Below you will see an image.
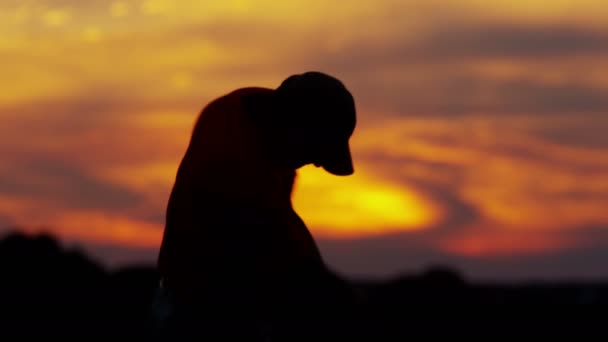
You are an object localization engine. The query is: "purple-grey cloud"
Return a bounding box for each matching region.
[0,156,144,212]
[530,118,608,149]
[0,216,14,230]
[317,224,608,282]
[315,23,608,70]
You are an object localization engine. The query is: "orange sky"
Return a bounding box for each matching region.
[1,0,607,279]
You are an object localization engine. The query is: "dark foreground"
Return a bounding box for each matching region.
[1,232,606,339]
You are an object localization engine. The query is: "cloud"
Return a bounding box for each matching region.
[314,22,608,70]
[0,94,195,171]
[209,21,608,116]
[413,182,480,233]
[529,117,608,149]
[317,224,608,281]
[0,156,143,212]
[352,116,608,231]
[1,0,607,280]
[1,95,137,132]
[298,22,608,116]
[8,3,608,118]
[339,72,608,117]
[413,24,608,61]
[50,221,608,282]
[486,80,608,114]
[0,216,14,230]
[317,232,452,279]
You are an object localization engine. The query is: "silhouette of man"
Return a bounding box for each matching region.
[152,71,359,340]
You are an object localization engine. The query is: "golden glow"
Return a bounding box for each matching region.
[14,6,31,24]
[141,0,174,15]
[110,2,129,18]
[42,9,71,27]
[100,162,179,192]
[293,165,441,237]
[82,27,103,43]
[54,211,161,248]
[1,0,607,262]
[171,72,193,90]
[227,0,254,14]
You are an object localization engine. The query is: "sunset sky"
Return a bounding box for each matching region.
[1,0,607,281]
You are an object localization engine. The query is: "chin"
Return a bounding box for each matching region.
[285,156,315,170]
[285,160,306,170]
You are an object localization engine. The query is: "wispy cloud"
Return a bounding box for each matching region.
[1,0,607,279]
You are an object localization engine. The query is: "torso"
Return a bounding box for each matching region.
[157,87,325,290]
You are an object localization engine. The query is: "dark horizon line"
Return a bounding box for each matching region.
[3,227,608,287]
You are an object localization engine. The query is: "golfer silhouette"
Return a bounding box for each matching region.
[152,71,359,340]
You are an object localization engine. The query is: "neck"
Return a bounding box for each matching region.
[245,95,291,167]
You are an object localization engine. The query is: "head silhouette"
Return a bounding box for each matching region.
[260,71,357,176]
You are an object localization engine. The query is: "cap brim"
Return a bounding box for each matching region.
[321,141,354,176]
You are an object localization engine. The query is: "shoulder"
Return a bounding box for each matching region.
[189,87,268,136]
[211,87,274,106]
[195,87,273,122]
[230,86,274,97]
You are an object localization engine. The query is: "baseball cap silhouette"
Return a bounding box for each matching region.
[274,71,356,176]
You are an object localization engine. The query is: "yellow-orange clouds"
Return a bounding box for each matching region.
[1,0,607,266]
